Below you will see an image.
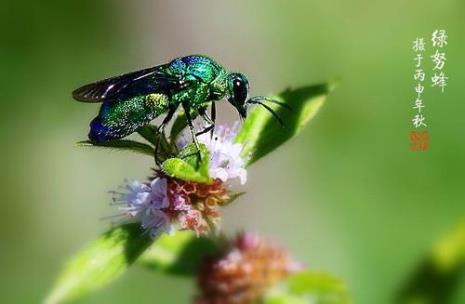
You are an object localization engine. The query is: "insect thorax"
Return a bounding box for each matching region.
[166,55,229,106]
[209,69,229,101]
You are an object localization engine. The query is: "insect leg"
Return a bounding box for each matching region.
[195,103,216,137]
[182,101,202,165]
[210,102,216,138]
[155,105,178,165]
[195,123,214,137]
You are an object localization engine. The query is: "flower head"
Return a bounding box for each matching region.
[178,122,248,184]
[112,175,233,238]
[196,233,301,304]
[110,123,249,238]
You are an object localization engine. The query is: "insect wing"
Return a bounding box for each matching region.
[72,65,175,102]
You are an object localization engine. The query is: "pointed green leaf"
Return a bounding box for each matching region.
[138,231,218,276]
[236,83,334,166]
[265,272,351,304]
[45,224,152,304]
[222,192,246,206]
[136,124,160,146]
[170,113,188,143]
[161,144,212,184]
[177,143,209,174]
[136,124,174,161]
[162,158,204,182]
[77,139,154,157]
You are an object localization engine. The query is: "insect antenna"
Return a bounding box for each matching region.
[248,100,285,127]
[248,96,292,110]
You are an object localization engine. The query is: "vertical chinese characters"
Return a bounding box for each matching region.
[431,29,448,92]
[409,30,448,151]
[412,38,427,129]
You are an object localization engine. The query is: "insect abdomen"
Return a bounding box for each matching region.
[89,93,169,142]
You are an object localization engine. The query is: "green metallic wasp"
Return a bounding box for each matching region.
[73,55,287,158]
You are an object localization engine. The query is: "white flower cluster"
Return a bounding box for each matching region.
[113,123,248,238]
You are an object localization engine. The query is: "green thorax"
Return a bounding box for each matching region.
[163,55,228,108]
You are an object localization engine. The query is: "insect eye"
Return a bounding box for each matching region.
[233,79,247,104]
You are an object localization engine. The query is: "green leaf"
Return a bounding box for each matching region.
[264,271,351,304]
[45,224,153,304]
[138,231,218,276]
[136,124,174,161]
[397,222,465,304]
[169,108,199,143]
[236,83,334,166]
[263,293,309,304]
[136,124,160,146]
[77,139,154,157]
[162,143,212,184]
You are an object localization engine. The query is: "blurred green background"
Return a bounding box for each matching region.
[1,0,464,303]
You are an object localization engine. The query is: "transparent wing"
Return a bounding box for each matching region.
[72,65,177,102]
